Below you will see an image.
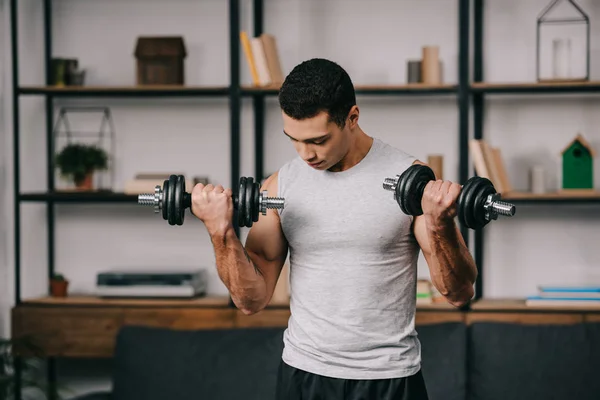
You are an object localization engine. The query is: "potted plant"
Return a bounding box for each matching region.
[49,273,69,297]
[55,143,108,190]
[0,335,48,400]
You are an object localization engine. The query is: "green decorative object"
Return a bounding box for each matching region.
[561,133,595,190]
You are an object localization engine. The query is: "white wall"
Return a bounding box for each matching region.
[2,0,600,397]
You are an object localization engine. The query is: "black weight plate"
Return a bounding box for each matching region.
[457,177,476,229]
[174,175,184,226]
[412,165,435,215]
[161,179,169,221]
[458,177,495,230]
[471,178,496,229]
[398,164,435,216]
[179,175,187,225]
[244,177,254,228]
[397,167,412,215]
[167,175,177,226]
[252,182,260,222]
[396,169,407,214]
[237,177,247,228]
[415,167,435,200]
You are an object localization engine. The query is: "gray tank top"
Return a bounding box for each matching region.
[277,137,421,380]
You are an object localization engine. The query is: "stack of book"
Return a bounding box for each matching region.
[239,31,285,87]
[526,285,600,307]
[417,279,433,305]
[124,173,197,194]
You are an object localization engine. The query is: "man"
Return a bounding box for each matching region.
[191,58,477,400]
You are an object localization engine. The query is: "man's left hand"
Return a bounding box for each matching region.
[421,180,462,226]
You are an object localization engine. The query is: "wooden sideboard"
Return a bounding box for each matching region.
[11,296,600,358]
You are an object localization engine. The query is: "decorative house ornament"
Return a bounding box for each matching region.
[560,133,595,191]
[135,36,187,85]
[536,0,590,82]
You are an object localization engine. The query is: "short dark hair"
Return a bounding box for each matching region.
[278,58,356,129]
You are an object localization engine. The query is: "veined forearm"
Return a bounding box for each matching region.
[210,226,267,313]
[426,217,477,303]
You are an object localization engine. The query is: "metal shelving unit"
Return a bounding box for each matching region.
[8,0,476,309]
[471,0,600,300]
[9,0,473,398]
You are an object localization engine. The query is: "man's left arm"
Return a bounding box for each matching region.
[411,161,478,307]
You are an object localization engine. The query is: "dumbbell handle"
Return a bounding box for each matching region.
[382,177,516,217]
[486,197,515,217]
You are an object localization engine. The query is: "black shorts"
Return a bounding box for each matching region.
[275,360,430,400]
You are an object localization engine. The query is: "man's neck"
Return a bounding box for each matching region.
[329,128,373,172]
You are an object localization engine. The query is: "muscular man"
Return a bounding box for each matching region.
[191,58,477,400]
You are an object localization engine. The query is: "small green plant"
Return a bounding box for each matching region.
[55,143,108,186]
[51,273,65,281]
[0,336,47,400]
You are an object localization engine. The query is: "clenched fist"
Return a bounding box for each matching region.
[191,183,234,236]
[421,179,462,225]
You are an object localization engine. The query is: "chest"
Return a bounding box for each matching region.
[280,175,415,253]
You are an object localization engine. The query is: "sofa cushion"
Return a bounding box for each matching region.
[468,321,600,400]
[111,325,285,400]
[417,322,468,400]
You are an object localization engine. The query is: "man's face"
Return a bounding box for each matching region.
[282,110,352,171]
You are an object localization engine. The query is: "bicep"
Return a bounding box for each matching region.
[244,172,288,291]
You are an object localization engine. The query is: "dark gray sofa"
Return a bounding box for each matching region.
[73,321,600,400]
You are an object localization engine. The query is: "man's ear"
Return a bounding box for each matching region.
[347,105,359,128]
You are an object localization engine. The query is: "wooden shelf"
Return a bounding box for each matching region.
[14,296,600,358]
[501,190,600,203]
[20,84,457,98]
[471,298,600,312]
[20,190,598,204]
[470,80,600,94]
[466,298,600,325]
[416,300,460,310]
[241,83,458,96]
[18,85,230,97]
[18,295,232,308]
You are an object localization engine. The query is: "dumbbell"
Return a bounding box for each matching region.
[137,175,285,227]
[382,164,515,230]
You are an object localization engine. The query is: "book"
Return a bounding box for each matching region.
[526,295,600,307]
[539,285,600,293]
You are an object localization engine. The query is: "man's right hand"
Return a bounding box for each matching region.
[191,183,234,237]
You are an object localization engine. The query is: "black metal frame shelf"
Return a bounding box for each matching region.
[9,1,473,302]
[18,85,231,97]
[471,0,600,303]
[19,192,139,203]
[241,84,459,97]
[471,81,600,94]
[19,82,600,97]
[14,0,569,397]
[10,0,597,328]
[505,198,600,204]
[501,192,600,204]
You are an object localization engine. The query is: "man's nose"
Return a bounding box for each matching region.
[298,144,316,161]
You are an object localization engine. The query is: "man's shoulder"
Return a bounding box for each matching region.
[373,137,417,164]
[277,156,306,177]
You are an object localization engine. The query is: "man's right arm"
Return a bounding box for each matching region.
[209,172,288,315]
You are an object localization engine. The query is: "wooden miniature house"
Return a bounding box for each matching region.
[134,36,187,85]
[560,133,595,190]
